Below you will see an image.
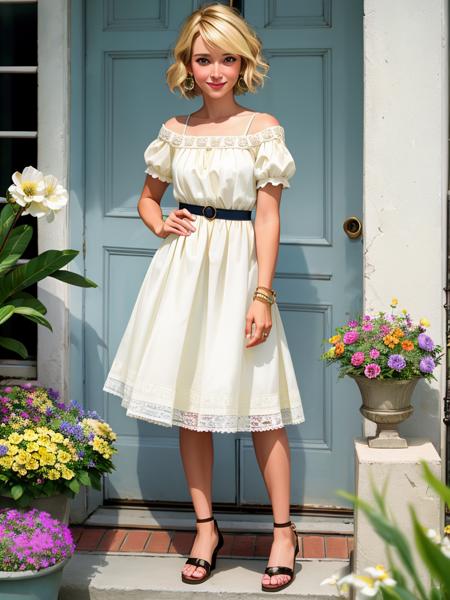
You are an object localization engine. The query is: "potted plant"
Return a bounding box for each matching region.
[321,460,450,598]
[320,298,444,448]
[0,382,118,522]
[0,165,97,360]
[0,506,75,600]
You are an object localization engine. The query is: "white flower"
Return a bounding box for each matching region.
[337,565,396,598]
[426,529,441,544]
[8,166,68,222]
[320,573,341,586]
[8,166,46,208]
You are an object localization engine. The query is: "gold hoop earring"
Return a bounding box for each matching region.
[237,74,248,91]
[183,73,195,91]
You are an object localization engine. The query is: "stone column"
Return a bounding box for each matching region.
[354,438,443,587]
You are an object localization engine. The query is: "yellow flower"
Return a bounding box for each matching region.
[60,466,75,480]
[8,432,23,444]
[401,308,408,314]
[57,450,72,464]
[420,318,430,327]
[328,334,341,344]
[18,468,27,476]
[51,432,64,443]
[444,524,450,535]
[23,429,38,441]
[391,297,398,306]
[25,458,39,470]
[0,456,13,468]
[26,442,40,452]
[47,469,60,480]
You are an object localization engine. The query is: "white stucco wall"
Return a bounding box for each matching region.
[363,0,448,460]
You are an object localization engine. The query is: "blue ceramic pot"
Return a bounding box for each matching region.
[0,555,71,600]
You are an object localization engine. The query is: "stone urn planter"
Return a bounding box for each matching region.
[0,556,71,600]
[0,492,71,524]
[350,375,421,448]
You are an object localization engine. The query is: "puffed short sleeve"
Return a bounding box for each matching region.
[144,136,172,183]
[254,135,296,190]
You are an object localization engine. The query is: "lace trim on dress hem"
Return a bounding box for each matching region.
[158,124,286,149]
[103,377,305,433]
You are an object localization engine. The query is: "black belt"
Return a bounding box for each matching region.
[178,201,252,221]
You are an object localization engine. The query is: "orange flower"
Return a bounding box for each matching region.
[334,342,345,356]
[383,334,399,349]
[401,340,414,351]
[392,327,404,338]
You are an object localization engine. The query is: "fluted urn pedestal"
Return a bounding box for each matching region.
[350,375,420,448]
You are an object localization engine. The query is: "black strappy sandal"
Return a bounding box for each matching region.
[181,515,224,585]
[261,520,299,592]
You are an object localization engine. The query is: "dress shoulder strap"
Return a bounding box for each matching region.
[182,114,191,135]
[243,112,258,135]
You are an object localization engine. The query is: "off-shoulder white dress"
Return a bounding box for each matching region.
[103,113,305,432]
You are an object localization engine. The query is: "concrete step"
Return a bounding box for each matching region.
[60,552,349,599]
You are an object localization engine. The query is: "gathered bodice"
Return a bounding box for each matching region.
[143,116,296,211]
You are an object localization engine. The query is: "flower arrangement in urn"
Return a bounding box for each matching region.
[320,298,444,448]
[0,507,75,600]
[0,382,118,511]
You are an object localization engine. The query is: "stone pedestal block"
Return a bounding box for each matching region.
[354,437,442,588]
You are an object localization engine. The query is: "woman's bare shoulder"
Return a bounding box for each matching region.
[162,116,189,134]
[249,113,281,135]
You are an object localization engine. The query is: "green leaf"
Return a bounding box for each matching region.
[13,306,53,331]
[420,459,450,510]
[410,505,450,592]
[50,269,98,288]
[68,478,80,494]
[0,304,16,325]
[8,292,47,314]
[0,224,33,274]
[0,204,22,248]
[380,585,418,600]
[78,470,91,486]
[0,248,79,304]
[11,484,24,500]
[0,336,28,358]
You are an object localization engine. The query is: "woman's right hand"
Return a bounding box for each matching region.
[156,208,197,238]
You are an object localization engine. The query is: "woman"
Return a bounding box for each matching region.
[103,2,305,592]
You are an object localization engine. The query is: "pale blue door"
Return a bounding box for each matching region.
[80,0,363,510]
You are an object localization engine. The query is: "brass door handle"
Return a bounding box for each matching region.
[343,216,362,239]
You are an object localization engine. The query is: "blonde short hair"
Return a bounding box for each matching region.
[166,2,269,99]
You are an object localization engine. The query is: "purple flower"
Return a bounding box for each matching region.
[362,323,374,332]
[351,352,365,366]
[364,363,381,379]
[380,324,391,335]
[347,320,359,328]
[417,333,435,352]
[388,354,406,371]
[47,387,60,401]
[0,444,8,457]
[343,330,359,344]
[369,348,380,359]
[363,315,372,321]
[419,356,435,373]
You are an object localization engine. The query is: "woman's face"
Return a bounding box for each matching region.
[188,35,242,98]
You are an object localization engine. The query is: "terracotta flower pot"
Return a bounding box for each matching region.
[349,375,421,448]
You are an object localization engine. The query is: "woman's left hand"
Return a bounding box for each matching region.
[245,300,272,348]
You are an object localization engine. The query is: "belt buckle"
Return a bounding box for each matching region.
[202,205,217,220]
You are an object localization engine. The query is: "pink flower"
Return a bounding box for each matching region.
[351,352,365,366]
[364,363,381,379]
[362,323,373,332]
[347,320,359,328]
[369,348,380,359]
[343,330,359,344]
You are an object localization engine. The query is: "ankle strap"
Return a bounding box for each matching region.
[273,520,292,527]
[196,515,214,523]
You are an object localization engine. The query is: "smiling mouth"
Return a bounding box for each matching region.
[207,82,225,87]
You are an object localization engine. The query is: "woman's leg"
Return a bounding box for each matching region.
[251,427,298,588]
[179,427,219,579]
